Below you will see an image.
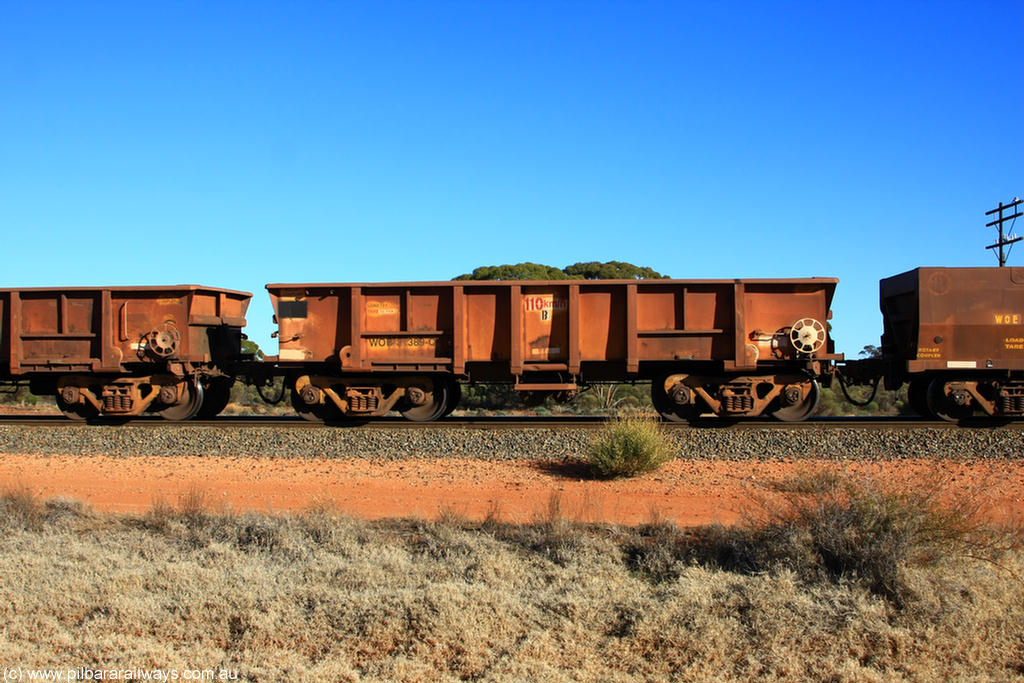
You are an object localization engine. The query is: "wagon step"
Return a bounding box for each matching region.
[513,382,579,392]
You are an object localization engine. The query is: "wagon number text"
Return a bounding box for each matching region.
[367,337,437,348]
[524,296,567,322]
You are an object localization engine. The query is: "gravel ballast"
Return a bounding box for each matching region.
[0,424,1022,460]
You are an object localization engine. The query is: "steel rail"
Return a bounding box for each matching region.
[0,414,1018,430]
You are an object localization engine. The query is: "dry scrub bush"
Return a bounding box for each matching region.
[0,485,91,532]
[177,484,213,527]
[0,483,43,530]
[741,469,1020,604]
[622,469,1022,607]
[585,414,674,479]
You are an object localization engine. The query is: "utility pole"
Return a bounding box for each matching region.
[985,198,1023,266]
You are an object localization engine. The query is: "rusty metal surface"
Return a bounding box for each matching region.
[0,285,251,376]
[267,278,839,382]
[881,267,1024,373]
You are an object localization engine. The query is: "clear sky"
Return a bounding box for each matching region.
[2,1,1021,356]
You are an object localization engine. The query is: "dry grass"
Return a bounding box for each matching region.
[0,475,1021,682]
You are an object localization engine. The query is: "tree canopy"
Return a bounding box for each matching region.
[242,339,264,361]
[563,261,666,280]
[859,345,882,358]
[454,261,667,281]
[454,263,568,281]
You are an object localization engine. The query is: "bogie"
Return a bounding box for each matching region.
[289,374,456,422]
[651,373,820,422]
[50,375,210,421]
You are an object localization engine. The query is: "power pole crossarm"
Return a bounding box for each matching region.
[985,198,1023,267]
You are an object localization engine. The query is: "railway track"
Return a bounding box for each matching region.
[1,412,1021,463]
[0,413,1018,430]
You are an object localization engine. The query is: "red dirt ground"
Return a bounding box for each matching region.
[2,454,1023,526]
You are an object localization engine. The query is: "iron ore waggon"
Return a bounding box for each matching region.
[0,285,251,420]
[267,277,840,422]
[850,266,1024,422]
[7,269,1021,425]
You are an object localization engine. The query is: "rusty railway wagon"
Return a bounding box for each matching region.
[845,267,1024,422]
[267,278,840,422]
[0,286,251,420]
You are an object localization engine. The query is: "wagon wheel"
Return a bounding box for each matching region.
[289,383,346,423]
[926,378,973,424]
[770,380,820,422]
[196,377,234,419]
[399,377,450,422]
[650,376,702,423]
[159,380,205,421]
[55,393,99,422]
[907,378,933,419]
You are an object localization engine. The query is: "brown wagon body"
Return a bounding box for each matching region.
[0,286,251,420]
[267,278,839,421]
[875,266,1024,420]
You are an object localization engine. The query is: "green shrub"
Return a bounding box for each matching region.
[585,414,675,479]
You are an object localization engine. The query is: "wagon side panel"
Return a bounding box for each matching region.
[519,285,569,364]
[359,285,453,368]
[184,289,251,365]
[742,282,835,367]
[8,289,106,374]
[464,285,509,363]
[271,285,350,364]
[0,292,9,377]
[634,281,737,366]
[4,287,251,376]
[111,290,192,365]
[912,267,1024,371]
[578,285,625,361]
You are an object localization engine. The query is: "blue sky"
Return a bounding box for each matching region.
[1,1,1021,355]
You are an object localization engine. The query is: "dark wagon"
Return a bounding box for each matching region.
[869,267,1024,421]
[267,278,840,422]
[0,285,251,420]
